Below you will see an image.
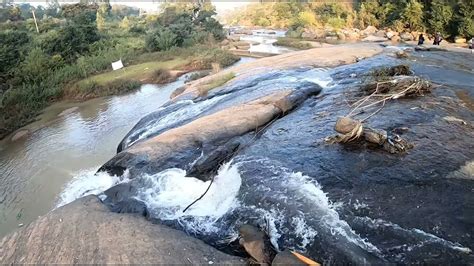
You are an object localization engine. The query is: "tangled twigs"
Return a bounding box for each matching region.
[324,65,435,154]
[349,77,433,120]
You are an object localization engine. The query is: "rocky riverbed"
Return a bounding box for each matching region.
[1,43,473,264]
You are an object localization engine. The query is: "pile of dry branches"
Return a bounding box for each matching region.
[325,65,433,154]
[325,117,413,154]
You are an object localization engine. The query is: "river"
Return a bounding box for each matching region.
[1,43,473,264]
[0,32,264,238]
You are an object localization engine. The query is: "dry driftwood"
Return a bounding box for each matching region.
[327,116,412,154]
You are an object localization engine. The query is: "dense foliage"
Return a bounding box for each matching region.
[227,0,474,38]
[0,1,228,139]
[145,3,224,52]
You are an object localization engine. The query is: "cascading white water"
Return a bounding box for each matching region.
[56,167,127,208]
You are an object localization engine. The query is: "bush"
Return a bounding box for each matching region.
[185,71,210,83]
[294,10,319,28]
[151,69,175,84]
[146,27,178,51]
[0,30,30,76]
[401,0,425,31]
[72,79,140,99]
[454,1,474,38]
[427,0,454,35]
[327,17,346,29]
[315,3,352,28]
[274,37,312,50]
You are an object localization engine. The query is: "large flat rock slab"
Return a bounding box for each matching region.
[174,43,383,100]
[0,196,244,264]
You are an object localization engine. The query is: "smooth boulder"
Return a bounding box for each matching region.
[0,196,244,264]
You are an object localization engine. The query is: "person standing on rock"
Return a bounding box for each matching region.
[433,32,442,45]
[418,34,425,45]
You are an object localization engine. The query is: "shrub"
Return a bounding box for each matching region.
[0,30,30,75]
[274,37,312,50]
[151,69,175,84]
[72,79,140,99]
[427,0,454,35]
[401,0,425,31]
[294,10,319,28]
[185,71,210,83]
[146,27,178,51]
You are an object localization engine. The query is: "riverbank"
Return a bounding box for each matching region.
[0,45,239,139]
[0,46,239,141]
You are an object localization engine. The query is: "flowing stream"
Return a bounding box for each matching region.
[0,47,473,264]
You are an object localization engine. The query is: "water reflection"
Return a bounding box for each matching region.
[0,77,187,238]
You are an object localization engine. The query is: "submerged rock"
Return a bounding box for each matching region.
[239,224,275,264]
[0,196,244,264]
[272,250,307,265]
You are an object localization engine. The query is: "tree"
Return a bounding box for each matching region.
[401,0,425,31]
[357,1,380,28]
[145,27,178,51]
[295,10,319,28]
[454,0,474,38]
[427,0,453,35]
[0,30,29,90]
[48,4,100,62]
[8,6,21,21]
[96,3,110,31]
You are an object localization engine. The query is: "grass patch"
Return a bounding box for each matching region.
[75,58,187,87]
[274,37,312,50]
[199,72,236,95]
[68,79,141,99]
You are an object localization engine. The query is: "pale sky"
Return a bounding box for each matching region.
[13,1,252,13]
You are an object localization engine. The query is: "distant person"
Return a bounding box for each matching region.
[469,37,473,49]
[433,33,443,45]
[418,34,425,45]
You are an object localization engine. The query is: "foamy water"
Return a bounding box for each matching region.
[56,168,127,208]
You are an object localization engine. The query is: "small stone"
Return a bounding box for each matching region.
[208,261,214,265]
[335,117,360,134]
[11,129,29,142]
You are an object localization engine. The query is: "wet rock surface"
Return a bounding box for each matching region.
[3,47,472,264]
[98,49,474,264]
[0,196,244,264]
